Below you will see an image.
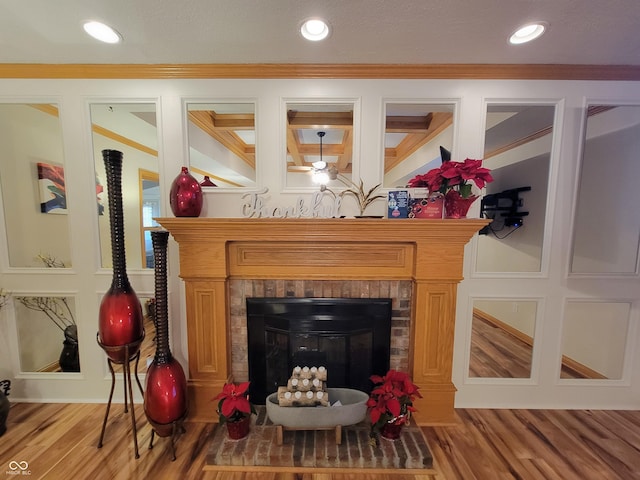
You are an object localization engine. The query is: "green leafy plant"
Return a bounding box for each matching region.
[321,167,386,216]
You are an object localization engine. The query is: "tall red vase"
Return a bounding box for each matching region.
[169,166,203,217]
[98,150,144,363]
[144,230,188,437]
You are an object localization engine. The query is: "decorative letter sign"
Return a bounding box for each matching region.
[242,188,341,218]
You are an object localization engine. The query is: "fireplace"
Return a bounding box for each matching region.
[246,297,392,403]
[157,217,487,424]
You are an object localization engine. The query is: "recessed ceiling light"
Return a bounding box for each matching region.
[300,18,330,41]
[83,21,122,44]
[509,23,546,45]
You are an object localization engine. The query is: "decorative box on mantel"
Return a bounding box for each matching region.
[157,218,488,425]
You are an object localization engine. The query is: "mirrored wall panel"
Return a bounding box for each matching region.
[476,104,555,273]
[383,102,455,188]
[285,102,354,189]
[186,102,256,188]
[91,103,159,270]
[469,299,537,378]
[571,105,640,275]
[561,301,630,380]
[0,104,71,267]
[15,294,79,373]
[140,170,160,269]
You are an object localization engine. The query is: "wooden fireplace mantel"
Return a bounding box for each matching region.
[157,217,487,424]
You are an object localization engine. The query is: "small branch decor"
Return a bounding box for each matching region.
[16,254,75,333]
[321,167,385,217]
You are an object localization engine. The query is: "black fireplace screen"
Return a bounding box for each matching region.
[247,297,392,404]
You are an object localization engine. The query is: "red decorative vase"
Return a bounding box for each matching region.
[444,190,478,219]
[144,230,188,437]
[226,415,251,440]
[98,150,144,363]
[169,167,203,217]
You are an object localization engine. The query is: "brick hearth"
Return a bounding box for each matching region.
[228,279,413,382]
[205,407,434,471]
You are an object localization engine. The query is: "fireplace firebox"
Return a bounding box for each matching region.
[247,297,392,404]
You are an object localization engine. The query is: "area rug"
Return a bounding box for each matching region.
[206,407,433,470]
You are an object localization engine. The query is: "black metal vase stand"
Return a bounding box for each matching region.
[147,411,188,461]
[96,334,145,458]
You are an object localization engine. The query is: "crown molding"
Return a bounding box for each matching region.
[0,63,639,80]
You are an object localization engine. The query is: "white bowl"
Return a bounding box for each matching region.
[265,387,368,428]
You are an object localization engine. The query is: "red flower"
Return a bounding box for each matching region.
[367,369,422,434]
[214,381,254,423]
[458,158,493,189]
[408,158,493,199]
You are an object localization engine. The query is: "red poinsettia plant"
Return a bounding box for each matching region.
[214,381,256,424]
[366,369,422,435]
[408,158,493,200]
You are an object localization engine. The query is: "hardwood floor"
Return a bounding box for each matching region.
[2,402,639,479]
[469,315,534,378]
[469,315,587,379]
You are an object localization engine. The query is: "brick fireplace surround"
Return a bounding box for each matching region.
[158,218,486,425]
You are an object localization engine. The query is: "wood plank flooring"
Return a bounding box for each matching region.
[469,315,586,379]
[2,402,638,479]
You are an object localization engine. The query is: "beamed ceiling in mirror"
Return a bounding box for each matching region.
[286,108,354,174]
[188,109,256,169]
[385,111,453,173]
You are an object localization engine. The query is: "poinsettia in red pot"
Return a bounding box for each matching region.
[214,381,256,440]
[408,157,493,219]
[367,369,422,442]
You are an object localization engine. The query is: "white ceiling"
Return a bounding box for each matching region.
[1,0,639,65]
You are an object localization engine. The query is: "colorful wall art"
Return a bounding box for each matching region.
[37,162,67,214]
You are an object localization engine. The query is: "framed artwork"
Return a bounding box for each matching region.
[37,162,67,214]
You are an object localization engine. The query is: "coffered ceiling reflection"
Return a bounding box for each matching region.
[285,102,354,188]
[383,102,455,188]
[186,103,257,188]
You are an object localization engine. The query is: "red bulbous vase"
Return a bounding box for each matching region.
[144,359,188,436]
[144,230,188,438]
[98,150,144,363]
[169,167,203,217]
[99,288,144,363]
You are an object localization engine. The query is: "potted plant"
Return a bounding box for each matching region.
[214,381,256,440]
[366,369,422,442]
[408,158,493,218]
[321,167,386,217]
